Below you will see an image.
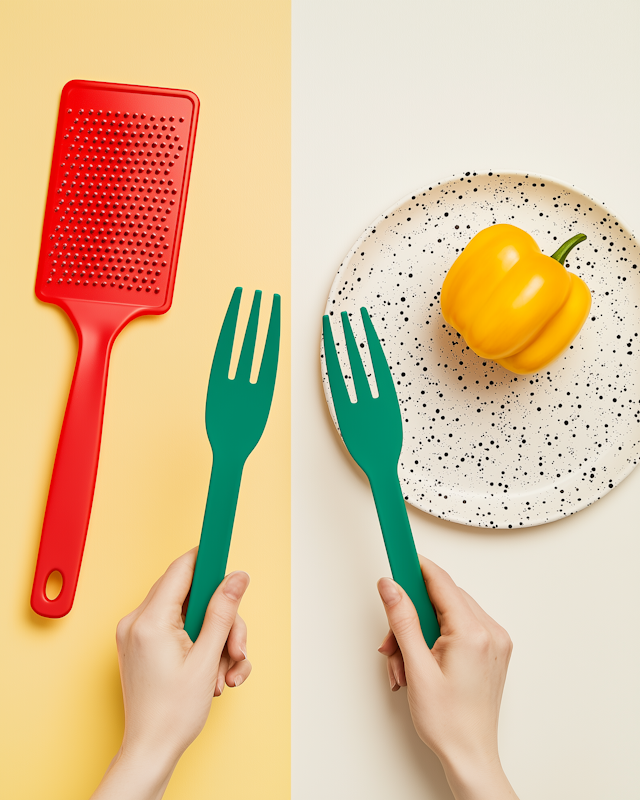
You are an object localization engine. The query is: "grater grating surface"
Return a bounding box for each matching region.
[36,80,198,310]
[32,80,199,619]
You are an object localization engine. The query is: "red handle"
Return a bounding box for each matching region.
[31,302,137,617]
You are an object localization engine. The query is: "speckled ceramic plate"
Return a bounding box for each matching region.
[321,171,640,528]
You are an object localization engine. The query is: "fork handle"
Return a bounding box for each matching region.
[368,471,440,647]
[185,454,245,641]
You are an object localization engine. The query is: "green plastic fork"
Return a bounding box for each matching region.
[185,287,281,641]
[322,308,440,647]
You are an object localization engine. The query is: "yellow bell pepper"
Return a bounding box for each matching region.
[440,224,591,374]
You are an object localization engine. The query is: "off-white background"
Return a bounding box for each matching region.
[292,1,640,798]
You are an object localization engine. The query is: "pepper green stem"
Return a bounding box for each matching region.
[550,233,587,266]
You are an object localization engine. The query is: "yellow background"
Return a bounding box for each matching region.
[0,2,290,798]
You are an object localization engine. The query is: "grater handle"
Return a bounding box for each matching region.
[31,304,134,618]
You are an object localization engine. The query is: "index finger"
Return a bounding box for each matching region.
[143,548,198,623]
[418,556,479,635]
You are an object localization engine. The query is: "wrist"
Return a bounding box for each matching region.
[100,748,178,800]
[439,752,518,800]
[121,724,190,771]
[117,742,180,781]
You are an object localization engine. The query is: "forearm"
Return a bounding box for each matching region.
[440,754,519,800]
[90,750,178,800]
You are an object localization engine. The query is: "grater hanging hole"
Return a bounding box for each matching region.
[45,570,63,601]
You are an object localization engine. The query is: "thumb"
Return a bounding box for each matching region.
[377,578,435,669]
[192,571,250,663]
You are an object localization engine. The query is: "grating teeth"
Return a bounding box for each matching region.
[43,102,189,301]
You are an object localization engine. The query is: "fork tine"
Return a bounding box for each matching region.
[360,307,396,397]
[322,314,353,412]
[235,290,262,382]
[256,294,281,384]
[341,311,373,401]
[211,287,242,379]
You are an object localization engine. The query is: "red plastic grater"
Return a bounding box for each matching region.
[32,80,199,618]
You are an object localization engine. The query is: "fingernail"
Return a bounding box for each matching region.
[234,675,244,687]
[389,672,397,691]
[240,646,247,660]
[223,571,250,601]
[378,578,401,607]
[378,631,392,653]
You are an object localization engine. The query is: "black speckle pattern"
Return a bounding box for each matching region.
[321,172,640,528]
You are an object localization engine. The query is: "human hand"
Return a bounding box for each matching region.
[377,557,518,800]
[91,548,251,800]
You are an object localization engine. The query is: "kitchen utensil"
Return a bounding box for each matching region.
[185,287,281,641]
[32,80,199,617]
[322,171,640,528]
[322,308,440,647]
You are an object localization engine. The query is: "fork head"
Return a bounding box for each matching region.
[206,287,281,459]
[322,307,403,478]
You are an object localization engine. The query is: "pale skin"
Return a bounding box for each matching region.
[89,548,517,799]
[377,556,519,800]
[90,548,251,800]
